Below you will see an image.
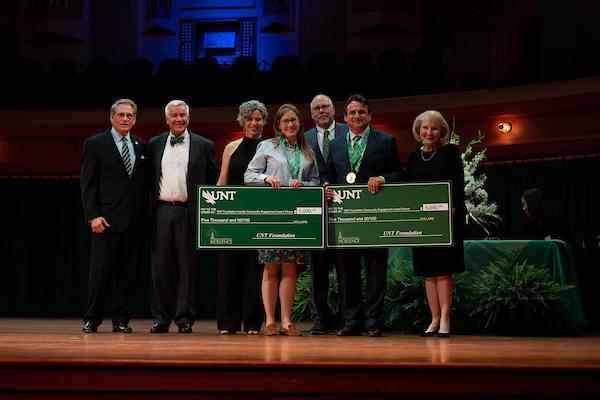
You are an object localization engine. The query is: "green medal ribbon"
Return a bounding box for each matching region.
[346,127,370,172]
[280,136,301,180]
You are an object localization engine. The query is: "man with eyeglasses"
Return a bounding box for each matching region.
[304,94,347,335]
[323,94,403,337]
[80,98,148,333]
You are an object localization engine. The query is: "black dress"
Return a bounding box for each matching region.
[216,136,264,332]
[406,144,466,277]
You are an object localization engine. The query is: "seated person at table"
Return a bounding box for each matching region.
[521,188,572,243]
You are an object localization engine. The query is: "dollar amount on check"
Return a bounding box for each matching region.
[327,182,453,248]
[197,186,325,249]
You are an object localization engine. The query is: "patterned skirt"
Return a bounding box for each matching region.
[258,249,309,265]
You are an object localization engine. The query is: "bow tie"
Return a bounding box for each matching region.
[170,135,184,146]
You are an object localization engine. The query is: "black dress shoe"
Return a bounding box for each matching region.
[437,331,450,338]
[368,328,383,337]
[178,323,193,334]
[150,323,169,333]
[420,328,439,337]
[310,321,329,335]
[337,326,361,336]
[112,322,132,333]
[82,321,97,333]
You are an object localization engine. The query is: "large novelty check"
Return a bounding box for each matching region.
[197,186,325,249]
[326,182,453,248]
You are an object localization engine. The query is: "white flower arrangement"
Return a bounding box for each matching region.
[450,122,501,237]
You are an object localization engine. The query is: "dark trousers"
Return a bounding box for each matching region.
[84,228,142,326]
[216,250,264,332]
[151,203,198,327]
[336,248,388,330]
[309,250,341,327]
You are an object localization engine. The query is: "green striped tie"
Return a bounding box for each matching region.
[322,129,329,159]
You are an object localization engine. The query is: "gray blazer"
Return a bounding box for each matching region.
[305,121,348,177]
[244,138,319,186]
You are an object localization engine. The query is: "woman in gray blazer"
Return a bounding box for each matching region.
[245,103,319,336]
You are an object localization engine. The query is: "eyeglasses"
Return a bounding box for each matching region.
[115,112,135,119]
[311,104,331,112]
[281,118,299,125]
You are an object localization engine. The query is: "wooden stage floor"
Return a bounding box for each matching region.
[1,318,599,399]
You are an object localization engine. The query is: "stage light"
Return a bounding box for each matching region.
[497,122,512,133]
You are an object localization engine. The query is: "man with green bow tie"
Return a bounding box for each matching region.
[148,99,219,334]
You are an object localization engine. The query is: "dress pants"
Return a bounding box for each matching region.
[336,248,388,330]
[84,228,142,326]
[151,203,198,327]
[309,249,341,328]
[216,250,264,332]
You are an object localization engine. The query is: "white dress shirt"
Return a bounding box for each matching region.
[158,130,190,202]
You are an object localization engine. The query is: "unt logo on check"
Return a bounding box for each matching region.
[332,189,362,204]
[201,190,237,205]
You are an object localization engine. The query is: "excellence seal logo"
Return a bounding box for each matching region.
[209,231,232,245]
[337,230,360,244]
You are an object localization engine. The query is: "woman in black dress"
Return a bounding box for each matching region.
[406,110,465,338]
[215,100,268,335]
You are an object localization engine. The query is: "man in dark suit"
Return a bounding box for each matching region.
[304,94,346,335]
[148,99,218,334]
[323,94,403,337]
[80,98,148,333]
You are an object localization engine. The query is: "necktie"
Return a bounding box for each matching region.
[322,129,330,159]
[352,135,361,149]
[170,135,184,146]
[121,137,132,176]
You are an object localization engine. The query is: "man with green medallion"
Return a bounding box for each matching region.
[323,94,403,337]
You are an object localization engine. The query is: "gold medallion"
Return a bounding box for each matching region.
[346,172,356,184]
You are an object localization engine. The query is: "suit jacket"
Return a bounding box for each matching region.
[305,122,348,177]
[148,131,218,233]
[80,129,148,233]
[323,127,403,185]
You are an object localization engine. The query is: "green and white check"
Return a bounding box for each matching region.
[327,182,453,248]
[197,186,325,249]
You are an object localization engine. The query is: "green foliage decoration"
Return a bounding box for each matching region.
[292,269,314,323]
[292,258,574,336]
[469,260,573,334]
[384,260,426,332]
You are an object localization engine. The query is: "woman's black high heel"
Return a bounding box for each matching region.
[420,327,439,337]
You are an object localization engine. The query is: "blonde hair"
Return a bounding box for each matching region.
[412,110,450,144]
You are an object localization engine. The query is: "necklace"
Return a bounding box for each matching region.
[420,147,437,162]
